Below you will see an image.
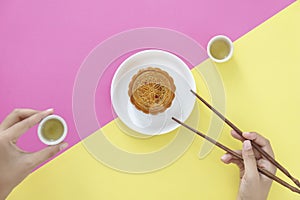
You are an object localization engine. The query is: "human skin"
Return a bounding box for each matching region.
[0,109,68,200]
[221,131,276,200]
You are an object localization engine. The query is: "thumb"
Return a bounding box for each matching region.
[28,142,68,169]
[242,140,259,179]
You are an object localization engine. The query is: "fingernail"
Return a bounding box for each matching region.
[60,143,68,150]
[46,108,54,113]
[243,132,251,137]
[221,154,230,161]
[243,140,252,150]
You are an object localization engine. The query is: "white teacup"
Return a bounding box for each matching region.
[207,35,234,63]
[38,115,68,145]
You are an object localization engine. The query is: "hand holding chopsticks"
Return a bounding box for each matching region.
[190,90,300,188]
[171,90,300,195]
[222,131,276,200]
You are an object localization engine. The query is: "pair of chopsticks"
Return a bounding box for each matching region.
[172,90,300,194]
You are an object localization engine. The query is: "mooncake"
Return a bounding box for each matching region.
[128,67,176,115]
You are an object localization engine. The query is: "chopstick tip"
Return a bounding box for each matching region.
[171,117,181,124]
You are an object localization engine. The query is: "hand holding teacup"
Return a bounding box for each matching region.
[0,109,68,200]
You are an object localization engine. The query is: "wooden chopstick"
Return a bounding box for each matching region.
[172,117,300,194]
[190,89,300,188]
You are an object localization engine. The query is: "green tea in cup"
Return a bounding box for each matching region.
[207,35,234,63]
[38,115,67,145]
[41,118,64,141]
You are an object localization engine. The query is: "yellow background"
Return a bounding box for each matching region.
[8,1,300,199]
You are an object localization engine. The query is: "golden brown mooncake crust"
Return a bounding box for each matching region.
[128,67,176,115]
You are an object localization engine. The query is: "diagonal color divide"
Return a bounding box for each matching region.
[73,27,226,172]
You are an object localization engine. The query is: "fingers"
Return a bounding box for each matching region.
[221,150,242,163]
[231,130,244,142]
[0,109,40,131]
[231,130,273,158]
[5,109,54,140]
[242,140,259,178]
[242,132,274,157]
[221,151,244,170]
[26,142,68,170]
[220,142,259,180]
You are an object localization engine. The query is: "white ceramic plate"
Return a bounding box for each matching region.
[111,50,196,135]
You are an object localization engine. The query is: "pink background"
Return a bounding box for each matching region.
[0,0,295,166]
